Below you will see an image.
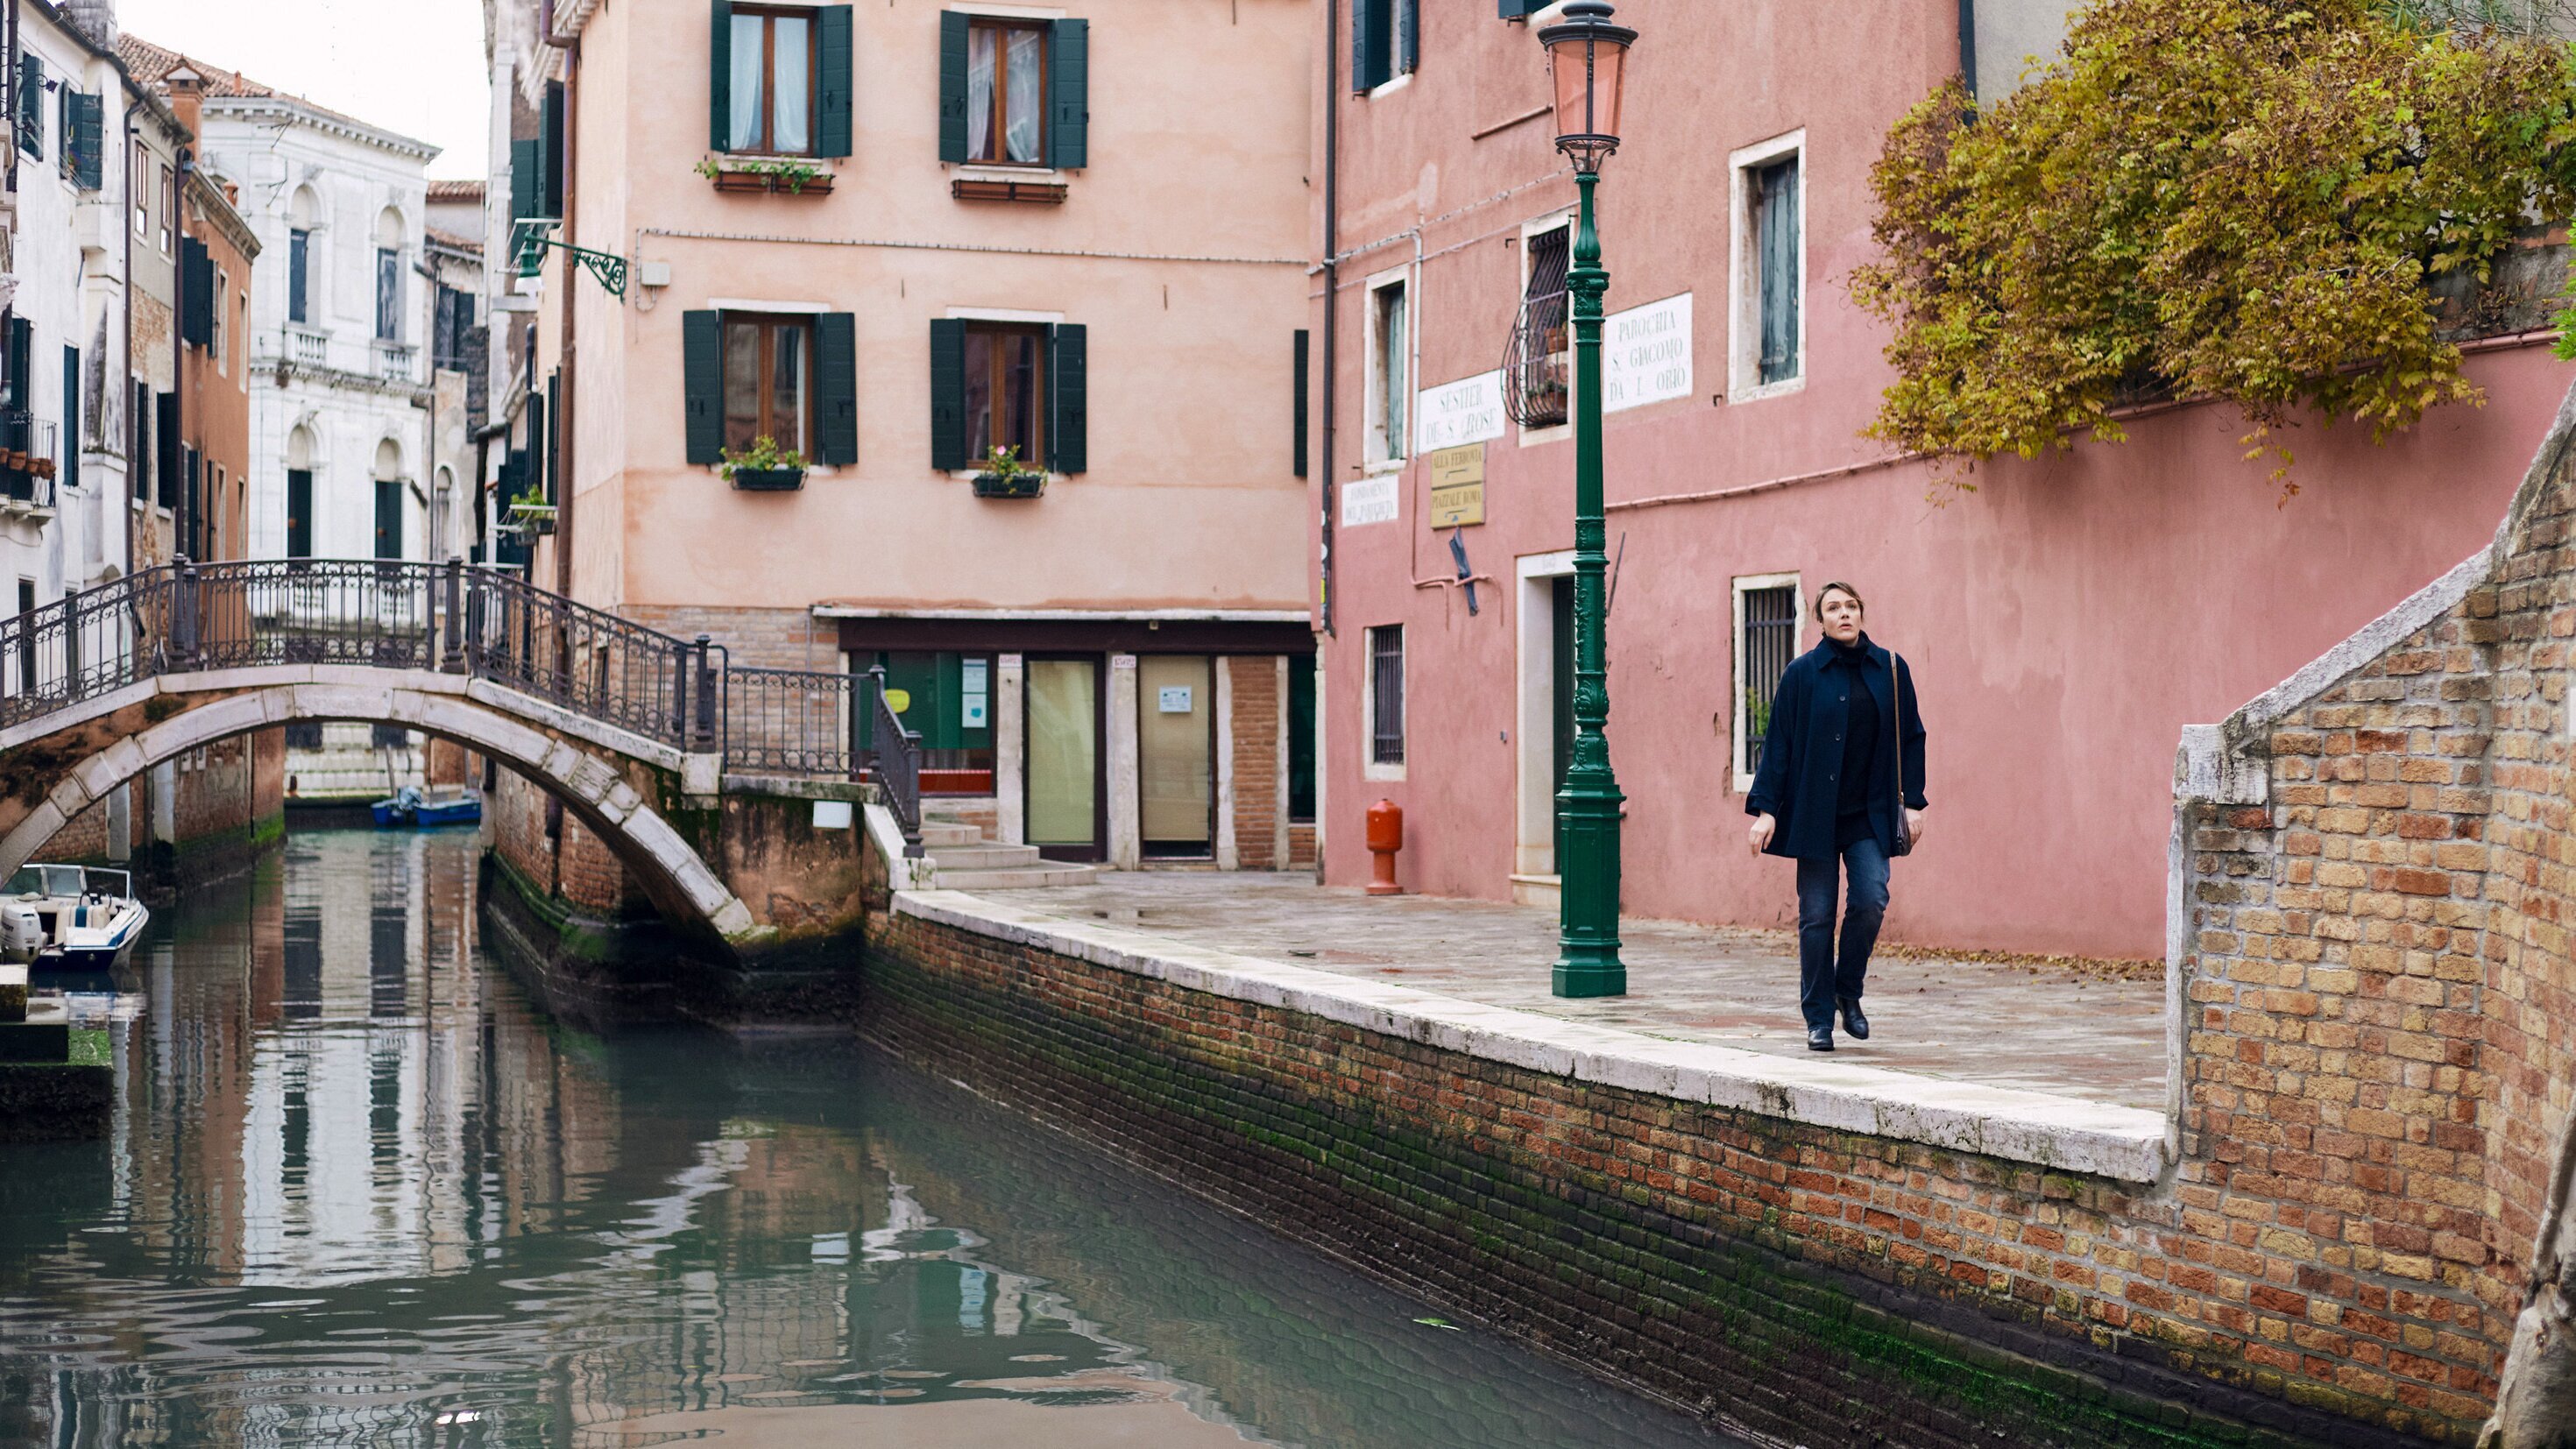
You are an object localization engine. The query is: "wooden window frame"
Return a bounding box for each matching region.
[1727,130,1807,403]
[966,17,1051,168]
[962,321,1048,468]
[721,311,816,455]
[732,4,822,158]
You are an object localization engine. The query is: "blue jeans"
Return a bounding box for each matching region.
[1794,835,1890,1032]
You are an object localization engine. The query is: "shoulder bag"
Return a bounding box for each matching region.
[1889,652,1914,858]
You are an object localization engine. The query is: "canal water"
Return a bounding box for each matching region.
[0,829,1749,1449]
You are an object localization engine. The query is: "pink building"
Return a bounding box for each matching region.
[1312,0,2567,958]
[492,0,1316,882]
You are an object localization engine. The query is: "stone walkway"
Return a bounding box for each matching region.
[970,873,2168,1111]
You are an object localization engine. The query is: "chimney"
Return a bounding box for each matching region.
[60,0,116,50]
[164,61,204,140]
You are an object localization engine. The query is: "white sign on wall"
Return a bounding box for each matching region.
[1341,475,1399,527]
[1414,370,1506,453]
[1603,292,1693,413]
[1158,686,1195,714]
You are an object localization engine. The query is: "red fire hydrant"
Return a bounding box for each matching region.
[1365,799,1405,896]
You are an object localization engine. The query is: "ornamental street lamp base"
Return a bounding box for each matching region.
[1552,952,1626,999]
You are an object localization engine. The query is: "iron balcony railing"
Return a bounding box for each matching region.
[0,559,930,832]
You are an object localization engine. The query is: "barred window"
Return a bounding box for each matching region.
[1369,626,1405,768]
[1736,580,1799,784]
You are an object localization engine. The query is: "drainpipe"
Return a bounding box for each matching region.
[546,32,577,601]
[119,99,136,576]
[173,147,189,560]
[1318,0,1338,643]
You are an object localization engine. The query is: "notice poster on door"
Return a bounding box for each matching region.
[1604,292,1692,413]
[1157,685,1194,714]
[961,658,989,729]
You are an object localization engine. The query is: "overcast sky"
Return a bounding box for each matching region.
[121,0,491,180]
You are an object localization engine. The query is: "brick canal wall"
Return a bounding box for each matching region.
[2171,384,2576,1445]
[862,884,2431,1449]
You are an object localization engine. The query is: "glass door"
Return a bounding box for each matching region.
[1137,655,1214,859]
[1025,658,1100,860]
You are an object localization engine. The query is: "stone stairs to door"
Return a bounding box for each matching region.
[918,821,1096,889]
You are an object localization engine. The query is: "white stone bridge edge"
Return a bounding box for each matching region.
[0,664,761,944]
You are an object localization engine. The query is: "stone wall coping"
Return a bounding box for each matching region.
[893,888,2173,1183]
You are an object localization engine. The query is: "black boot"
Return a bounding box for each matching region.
[1838,995,1870,1041]
[1806,1025,1834,1051]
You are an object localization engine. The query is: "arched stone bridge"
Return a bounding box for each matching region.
[0,560,923,958]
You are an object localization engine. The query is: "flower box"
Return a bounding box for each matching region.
[730,466,806,491]
[972,470,1044,498]
[709,168,832,196]
[506,502,557,537]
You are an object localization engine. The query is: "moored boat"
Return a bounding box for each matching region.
[0,865,149,970]
[371,786,483,829]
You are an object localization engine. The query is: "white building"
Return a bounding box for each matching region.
[118,37,437,567]
[3,0,137,621]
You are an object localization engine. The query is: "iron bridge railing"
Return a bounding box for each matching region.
[0,560,920,819]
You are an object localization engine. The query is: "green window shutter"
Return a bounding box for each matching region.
[17,55,39,159]
[709,0,734,152]
[12,320,34,411]
[1292,329,1309,478]
[1048,18,1088,169]
[938,11,969,164]
[817,6,854,159]
[1351,0,1378,92]
[1049,323,1086,475]
[180,238,214,346]
[817,312,858,465]
[69,93,100,190]
[928,318,966,470]
[683,311,723,464]
[541,81,566,217]
[538,374,557,499]
[509,138,537,222]
[1398,0,1419,75]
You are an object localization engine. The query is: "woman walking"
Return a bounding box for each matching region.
[1744,582,1926,1051]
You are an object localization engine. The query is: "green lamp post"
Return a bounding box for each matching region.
[1540,0,1635,1000]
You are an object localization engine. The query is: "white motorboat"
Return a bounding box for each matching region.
[0,864,148,970]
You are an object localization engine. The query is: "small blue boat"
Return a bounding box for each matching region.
[371,786,483,829]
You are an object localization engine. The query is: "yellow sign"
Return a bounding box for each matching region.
[882,689,912,714]
[1427,444,1486,528]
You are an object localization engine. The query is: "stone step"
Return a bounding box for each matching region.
[924,843,1044,870]
[918,823,983,847]
[930,864,1096,890]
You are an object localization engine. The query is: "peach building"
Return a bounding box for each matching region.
[493,0,1315,870]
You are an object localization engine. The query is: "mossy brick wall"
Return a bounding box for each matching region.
[488,766,647,915]
[2181,427,2576,1442]
[860,909,2435,1449]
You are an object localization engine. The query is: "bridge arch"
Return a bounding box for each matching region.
[0,668,759,946]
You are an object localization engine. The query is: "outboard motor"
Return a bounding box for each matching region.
[0,901,43,962]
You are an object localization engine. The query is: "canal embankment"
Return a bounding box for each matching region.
[855,874,2437,1449]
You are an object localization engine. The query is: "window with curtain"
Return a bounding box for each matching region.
[967,18,1047,165]
[375,248,400,342]
[722,313,812,453]
[729,5,815,155]
[962,322,1046,464]
[288,230,310,324]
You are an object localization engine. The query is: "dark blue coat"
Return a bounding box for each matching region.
[1744,636,1927,861]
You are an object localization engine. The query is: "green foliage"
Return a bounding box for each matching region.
[1851,0,2576,490]
[976,443,1038,480]
[718,435,809,479]
[693,156,829,192]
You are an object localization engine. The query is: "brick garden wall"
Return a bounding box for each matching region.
[1228,655,1281,869]
[861,901,2444,1449]
[2174,391,2576,1446]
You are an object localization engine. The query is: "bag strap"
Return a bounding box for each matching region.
[1889,651,1904,817]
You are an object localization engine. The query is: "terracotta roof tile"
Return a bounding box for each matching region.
[427,180,485,203]
[117,32,431,148]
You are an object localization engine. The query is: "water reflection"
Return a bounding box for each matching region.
[0,830,1742,1448]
